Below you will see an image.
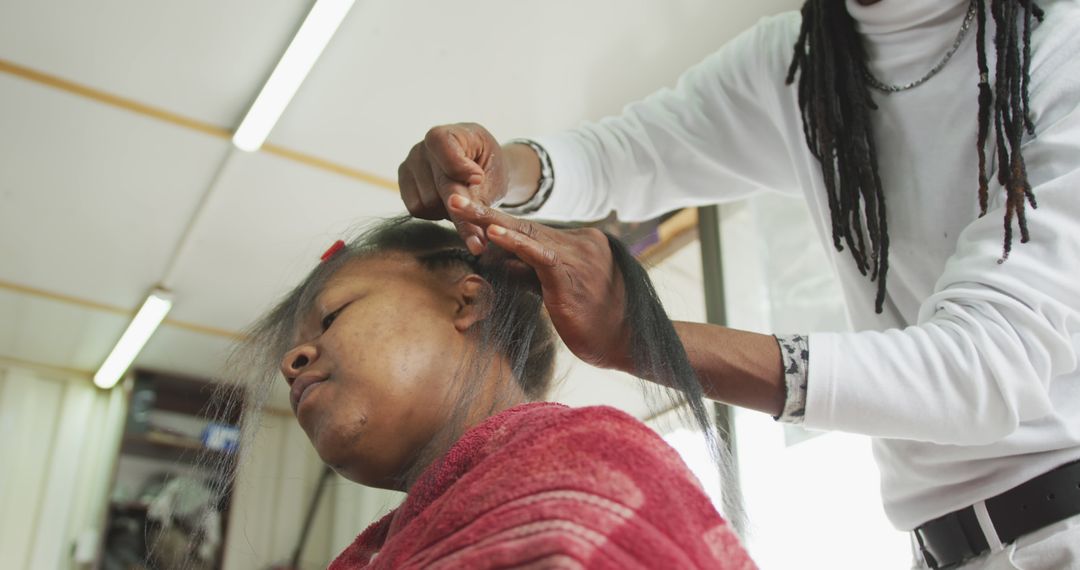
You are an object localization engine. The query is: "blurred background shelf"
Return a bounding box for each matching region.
[120,432,235,466]
[99,369,245,569]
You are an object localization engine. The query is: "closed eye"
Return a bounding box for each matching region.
[321,304,348,331]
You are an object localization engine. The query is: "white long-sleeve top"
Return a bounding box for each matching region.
[525,0,1080,530]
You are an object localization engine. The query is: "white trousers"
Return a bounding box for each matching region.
[912,513,1080,570]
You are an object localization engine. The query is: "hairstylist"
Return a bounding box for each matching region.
[397,1,1080,568]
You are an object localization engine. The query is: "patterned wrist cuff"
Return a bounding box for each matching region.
[499,139,554,215]
[774,334,809,424]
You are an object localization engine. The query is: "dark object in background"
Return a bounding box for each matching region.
[126,377,156,434]
[101,505,148,570]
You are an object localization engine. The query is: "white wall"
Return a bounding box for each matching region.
[0,364,127,570]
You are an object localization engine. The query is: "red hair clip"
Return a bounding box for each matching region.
[320,239,346,262]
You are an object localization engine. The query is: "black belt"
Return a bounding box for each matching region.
[914,458,1080,569]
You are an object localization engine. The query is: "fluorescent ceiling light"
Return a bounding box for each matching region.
[94,288,173,389]
[232,0,356,151]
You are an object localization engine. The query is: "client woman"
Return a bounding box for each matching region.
[235,218,752,569]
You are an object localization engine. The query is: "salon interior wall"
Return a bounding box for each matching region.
[0,363,128,570]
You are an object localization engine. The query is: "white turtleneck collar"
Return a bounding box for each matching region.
[846,0,969,36]
[846,0,974,83]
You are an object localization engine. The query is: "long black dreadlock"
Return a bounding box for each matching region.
[786,0,1044,313]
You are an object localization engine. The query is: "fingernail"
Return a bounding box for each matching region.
[489,225,507,236]
[450,194,471,209]
[466,236,483,252]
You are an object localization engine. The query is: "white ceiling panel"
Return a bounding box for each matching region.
[0,0,315,127]
[270,0,802,178]
[160,149,405,331]
[0,290,128,372]
[135,325,236,384]
[0,74,231,308]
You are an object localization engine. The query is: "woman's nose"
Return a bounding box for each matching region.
[280,344,318,384]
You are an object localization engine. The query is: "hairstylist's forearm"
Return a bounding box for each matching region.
[673,321,786,416]
[500,143,542,206]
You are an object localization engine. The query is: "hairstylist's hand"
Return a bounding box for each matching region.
[399,123,509,254]
[447,194,633,372]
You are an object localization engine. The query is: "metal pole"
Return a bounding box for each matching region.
[696,205,746,537]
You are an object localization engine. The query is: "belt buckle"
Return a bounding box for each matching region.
[914,527,942,569]
[914,509,988,569]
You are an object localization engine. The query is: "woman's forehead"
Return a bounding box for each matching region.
[325,252,420,286]
[310,253,432,309]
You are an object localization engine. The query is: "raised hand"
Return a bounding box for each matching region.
[447,194,633,372]
[398,123,509,254]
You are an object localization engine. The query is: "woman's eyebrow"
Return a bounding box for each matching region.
[309,279,343,314]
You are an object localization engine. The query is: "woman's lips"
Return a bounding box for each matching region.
[290,374,328,412]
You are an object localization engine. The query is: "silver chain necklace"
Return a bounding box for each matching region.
[862,0,978,93]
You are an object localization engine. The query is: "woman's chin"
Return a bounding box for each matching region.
[332,462,402,490]
[311,439,397,489]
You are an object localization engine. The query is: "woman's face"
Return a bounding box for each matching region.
[279,253,485,488]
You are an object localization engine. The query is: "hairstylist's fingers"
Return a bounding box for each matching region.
[456,220,486,255]
[428,166,486,253]
[424,126,485,189]
[399,144,444,219]
[486,224,559,270]
[398,162,423,215]
[398,147,423,215]
[446,194,546,240]
[408,160,442,220]
[446,194,565,283]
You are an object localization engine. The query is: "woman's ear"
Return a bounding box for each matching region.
[452,274,492,332]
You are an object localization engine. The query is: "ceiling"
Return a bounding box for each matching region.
[0,0,800,417]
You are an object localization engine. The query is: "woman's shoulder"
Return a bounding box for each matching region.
[489,403,709,499]
[499,401,647,427]
[419,403,753,569]
[496,402,674,449]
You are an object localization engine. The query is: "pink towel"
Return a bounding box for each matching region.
[330,402,755,569]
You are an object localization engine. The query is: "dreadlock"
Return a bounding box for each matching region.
[786,0,1043,313]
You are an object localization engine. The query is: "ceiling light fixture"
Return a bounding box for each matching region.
[232,0,356,152]
[93,288,173,389]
